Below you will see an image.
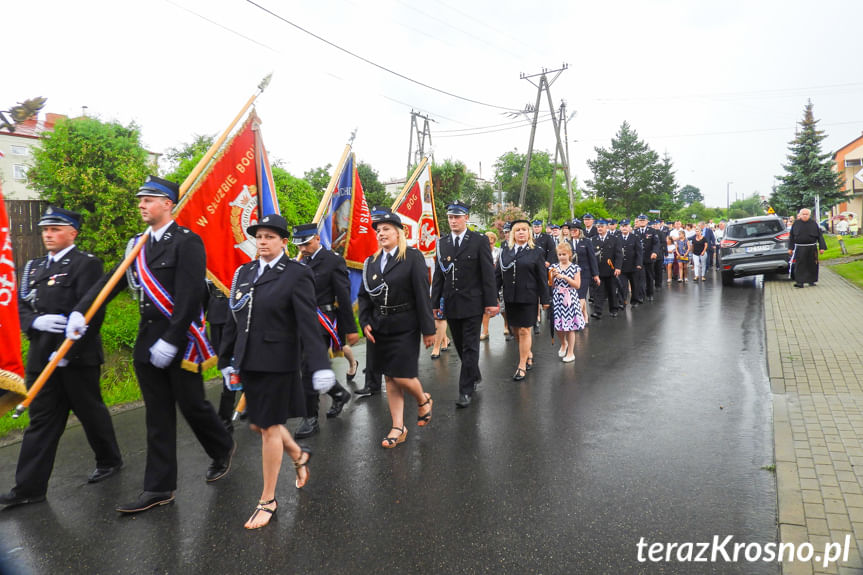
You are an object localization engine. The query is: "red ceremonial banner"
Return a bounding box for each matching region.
[0,183,27,412]
[175,115,261,294]
[393,161,439,259]
[343,166,378,269]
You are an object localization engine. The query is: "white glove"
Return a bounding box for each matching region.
[149,339,178,369]
[48,351,69,367]
[33,314,68,334]
[312,369,336,393]
[220,366,235,388]
[65,311,87,340]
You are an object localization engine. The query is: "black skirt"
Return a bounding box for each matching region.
[374,327,421,379]
[505,302,537,328]
[241,370,306,428]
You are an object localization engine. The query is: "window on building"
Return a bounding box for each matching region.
[10,145,28,156]
[846,159,863,167]
[13,164,27,181]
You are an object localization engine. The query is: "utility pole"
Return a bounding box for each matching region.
[406,110,435,176]
[517,65,573,216]
[726,181,733,215]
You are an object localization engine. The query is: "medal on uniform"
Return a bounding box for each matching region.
[372,274,378,280]
[447,256,451,262]
[48,279,55,286]
[236,291,243,299]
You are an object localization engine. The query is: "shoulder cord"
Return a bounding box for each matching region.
[435,237,454,274]
[362,257,388,306]
[228,266,255,334]
[19,257,37,307]
[125,236,142,300]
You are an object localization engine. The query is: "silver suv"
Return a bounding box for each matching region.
[719,215,790,286]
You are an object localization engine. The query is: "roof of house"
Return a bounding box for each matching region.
[0,113,66,140]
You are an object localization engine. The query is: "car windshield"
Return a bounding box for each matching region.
[727,220,784,239]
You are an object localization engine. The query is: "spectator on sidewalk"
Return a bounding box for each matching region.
[690,227,708,281]
[675,233,691,283]
[664,235,676,283]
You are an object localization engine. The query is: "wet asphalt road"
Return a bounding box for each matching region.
[0,272,777,574]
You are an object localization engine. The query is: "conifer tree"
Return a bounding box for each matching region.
[771,100,844,215]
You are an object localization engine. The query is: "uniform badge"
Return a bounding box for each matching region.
[236,291,243,299]
[447,256,452,262]
[372,274,378,280]
[47,279,55,286]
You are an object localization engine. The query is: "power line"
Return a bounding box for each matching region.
[164,0,277,53]
[436,117,554,138]
[244,0,521,112]
[436,113,552,133]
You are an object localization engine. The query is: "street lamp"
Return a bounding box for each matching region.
[726,182,733,215]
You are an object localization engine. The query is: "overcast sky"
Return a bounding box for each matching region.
[5,0,862,210]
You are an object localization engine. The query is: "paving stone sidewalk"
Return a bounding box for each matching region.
[767,267,863,575]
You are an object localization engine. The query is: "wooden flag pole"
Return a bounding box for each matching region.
[10,76,273,419]
[391,157,428,210]
[313,144,352,224]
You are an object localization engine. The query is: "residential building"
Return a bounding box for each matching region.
[0,113,65,199]
[830,132,863,224]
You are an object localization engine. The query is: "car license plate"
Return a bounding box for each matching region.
[745,244,771,253]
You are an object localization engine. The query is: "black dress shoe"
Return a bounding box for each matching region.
[590,312,601,320]
[610,311,618,317]
[116,491,174,514]
[326,390,351,418]
[533,325,540,335]
[294,417,320,439]
[0,490,46,507]
[206,440,237,482]
[88,463,123,483]
[793,283,804,288]
[455,394,472,408]
[809,282,817,286]
[354,386,378,398]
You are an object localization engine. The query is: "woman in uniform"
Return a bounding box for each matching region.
[219,214,334,529]
[357,210,436,448]
[496,219,550,381]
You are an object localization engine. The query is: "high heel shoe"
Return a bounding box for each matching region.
[417,394,433,427]
[244,498,278,530]
[345,359,359,381]
[381,426,407,448]
[293,447,312,489]
[526,356,534,371]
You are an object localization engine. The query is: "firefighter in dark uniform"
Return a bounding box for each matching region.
[218,214,334,529]
[0,207,123,507]
[582,214,598,239]
[292,223,357,438]
[652,220,668,289]
[617,219,643,307]
[357,209,435,448]
[634,214,661,301]
[67,176,235,514]
[591,219,623,319]
[430,201,498,409]
[531,219,556,333]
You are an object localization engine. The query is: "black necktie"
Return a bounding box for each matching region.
[455,236,461,250]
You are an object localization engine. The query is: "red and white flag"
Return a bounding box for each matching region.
[392,159,440,262]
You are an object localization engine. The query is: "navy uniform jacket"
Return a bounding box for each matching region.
[636,226,662,264]
[75,222,207,366]
[583,226,598,239]
[19,247,106,374]
[619,233,644,273]
[593,233,623,277]
[430,230,497,319]
[495,244,551,306]
[218,254,329,374]
[570,237,599,278]
[304,248,357,337]
[532,232,559,264]
[358,247,435,337]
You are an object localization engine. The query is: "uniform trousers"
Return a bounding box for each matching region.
[620,270,640,304]
[364,339,383,392]
[593,276,619,315]
[210,322,237,424]
[654,259,665,288]
[14,365,121,497]
[447,314,483,396]
[637,264,655,300]
[133,361,233,492]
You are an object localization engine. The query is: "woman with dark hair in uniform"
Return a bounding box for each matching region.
[219,214,334,529]
[496,219,550,381]
[357,210,436,448]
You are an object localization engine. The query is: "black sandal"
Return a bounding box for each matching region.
[513,368,526,381]
[293,447,312,489]
[245,498,277,530]
[381,426,407,449]
[346,360,359,381]
[417,394,433,427]
[526,356,534,371]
